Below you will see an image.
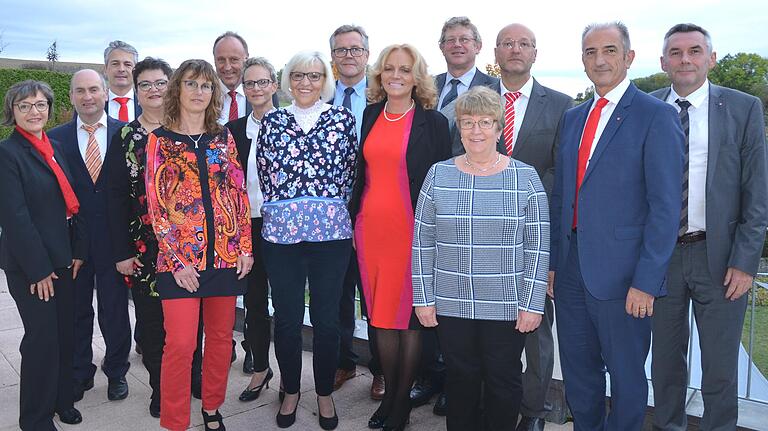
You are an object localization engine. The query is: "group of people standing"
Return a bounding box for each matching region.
[0,16,765,431]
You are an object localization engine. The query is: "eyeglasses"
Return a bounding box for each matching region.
[137,80,168,92]
[441,37,476,46]
[289,72,325,82]
[497,39,536,50]
[332,47,367,58]
[458,118,496,130]
[14,101,49,113]
[243,79,274,90]
[183,80,214,93]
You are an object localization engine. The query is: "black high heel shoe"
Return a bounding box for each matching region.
[239,368,273,401]
[382,407,410,431]
[317,396,338,430]
[276,392,300,428]
[368,409,387,429]
[201,409,226,431]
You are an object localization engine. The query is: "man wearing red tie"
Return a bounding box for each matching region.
[548,22,684,431]
[103,40,140,122]
[213,31,252,124]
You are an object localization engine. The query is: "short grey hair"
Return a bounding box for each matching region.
[104,40,138,64]
[213,31,249,57]
[281,51,335,103]
[329,24,370,50]
[243,57,277,83]
[440,16,482,45]
[663,23,713,54]
[455,86,504,131]
[2,80,54,126]
[582,21,631,52]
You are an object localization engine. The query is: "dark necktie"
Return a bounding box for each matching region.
[676,98,692,236]
[342,87,354,110]
[440,78,461,109]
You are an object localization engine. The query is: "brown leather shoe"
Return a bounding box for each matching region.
[370,374,385,400]
[333,368,356,390]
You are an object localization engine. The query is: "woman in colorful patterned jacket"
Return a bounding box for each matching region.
[144,59,253,431]
[256,51,357,430]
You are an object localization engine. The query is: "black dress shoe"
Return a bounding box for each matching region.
[73,377,94,402]
[516,416,545,431]
[317,396,338,430]
[239,368,273,401]
[107,377,129,401]
[276,392,300,428]
[409,378,436,407]
[149,397,161,418]
[432,392,447,416]
[202,408,226,431]
[56,407,82,424]
[368,410,387,429]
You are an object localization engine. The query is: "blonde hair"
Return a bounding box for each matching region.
[367,44,438,109]
[163,59,223,134]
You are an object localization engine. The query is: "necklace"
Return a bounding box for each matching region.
[187,133,203,149]
[464,153,502,173]
[383,100,415,122]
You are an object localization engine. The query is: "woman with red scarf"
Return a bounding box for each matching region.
[0,80,88,430]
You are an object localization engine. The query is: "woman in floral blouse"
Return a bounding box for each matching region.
[256,51,357,430]
[144,59,253,431]
[105,57,173,419]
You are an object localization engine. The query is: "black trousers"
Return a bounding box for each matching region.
[132,291,165,401]
[338,250,381,375]
[242,218,271,372]
[437,316,526,431]
[7,267,75,431]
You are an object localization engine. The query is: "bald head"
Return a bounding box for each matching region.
[494,23,538,87]
[496,23,536,46]
[70,69,108,124]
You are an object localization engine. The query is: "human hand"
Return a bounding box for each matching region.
[625,287,654,318]
[415,306,438,327]
[236,255,254,280]
[116,257,143,276]
[173,266,200,293]
[30,272,58,301]
[72,259,84,279]
[547,271,555,299]
[516,310,542,333]
[724,267,753,301]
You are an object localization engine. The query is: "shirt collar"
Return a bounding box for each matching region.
[221,83,244,96]
[338,76,367,97]
[500,76,534,99]
[109,88,134,101]
[446,67,477,89]
[76,111,108,130]
[668,80,709,109]
[598,76,631,107]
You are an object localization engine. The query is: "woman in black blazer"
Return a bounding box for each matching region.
[348,44,451,431]
[0,80,87,430]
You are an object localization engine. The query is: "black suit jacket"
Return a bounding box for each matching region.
[348,101,452,220]
[0,130,87,282]
[48,117,126,271]
[226,116,254,180]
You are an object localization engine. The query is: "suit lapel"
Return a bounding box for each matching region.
[706,85,725,192]
[512,80,545,157]
[405,104,426,175]
[62,122,91,182]
[12,131,52,173]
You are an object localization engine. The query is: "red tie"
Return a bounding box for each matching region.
[503,91,522,156]
[113,97,129,122]
[228,90,239,121]
[572,97,609,228]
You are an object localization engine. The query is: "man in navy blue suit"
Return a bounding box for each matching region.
[549,22,684,431]
[48,69,131,402]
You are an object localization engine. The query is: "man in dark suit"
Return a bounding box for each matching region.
[650,23,768,431]
[48,69,131,402]
[213,31,254,124]
[103,40,141,121]
[549,22,684,431]
[490,23,572,431]
[327,24,386,401]
[434,16,499,156]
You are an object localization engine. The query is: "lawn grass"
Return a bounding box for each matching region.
[742,304,768,376]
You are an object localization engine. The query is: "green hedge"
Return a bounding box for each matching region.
[0,68,74,139]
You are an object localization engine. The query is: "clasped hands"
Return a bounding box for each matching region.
[415,306,542,333]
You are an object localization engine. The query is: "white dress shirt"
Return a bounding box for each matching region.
[76,112,109,163]
[667,81,709,233]
[107,89,136,121]
[245,110,276,218]
[582,76,632,165]
[500,76,534,148]
[218,84,247,124]
[437,67,477,108]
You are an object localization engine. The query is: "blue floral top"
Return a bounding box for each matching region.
[256,104,358,244]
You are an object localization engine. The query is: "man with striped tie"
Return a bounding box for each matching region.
[650,23,768,431]
[491,23,572,431]
[48,69,131,403]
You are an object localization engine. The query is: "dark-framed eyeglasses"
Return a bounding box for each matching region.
[14,101,49,113]
[183,80,214,93]
[332,47,367,58]
[137,79,168,92]
[243,79,274,90]
[458,118,496,130]
[289,72,325,82]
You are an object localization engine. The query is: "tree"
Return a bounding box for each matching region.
[0,30,8,55]
[46,41,59,71]
[575,86,594,104]
[709,53,768,111]
[632,72,670,94]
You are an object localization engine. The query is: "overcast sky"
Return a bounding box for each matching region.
[1,0,766,97]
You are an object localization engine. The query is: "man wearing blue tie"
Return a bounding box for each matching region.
[549,22,684,431]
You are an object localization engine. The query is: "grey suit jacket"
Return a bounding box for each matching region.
[488,78,573,195]
[651,84,768,284]
[435,68,499,156]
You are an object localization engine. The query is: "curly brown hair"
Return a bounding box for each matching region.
[163,59,223,134]
[367,44,438,109]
